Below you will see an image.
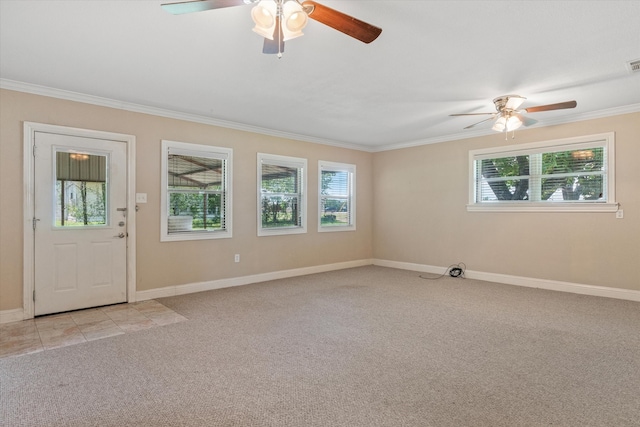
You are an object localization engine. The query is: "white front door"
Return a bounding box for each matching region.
[33,131,128,316]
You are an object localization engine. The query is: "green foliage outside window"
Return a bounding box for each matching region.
[480,148,604,201]
[541,149,604,200]
[169,192,223,230]
[481,156,530,200]
[261,195,299,228]
[261,165,301,228]
[320,169,351,226]
[56,181,106,226]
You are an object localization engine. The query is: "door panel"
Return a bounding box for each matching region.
[54,243,78,291]
[34,131,127,316]
[92,241,114,286]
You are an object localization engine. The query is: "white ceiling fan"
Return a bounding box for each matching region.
[450,95,577,136]
[161,0,382,57]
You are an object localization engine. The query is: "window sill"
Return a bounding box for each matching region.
[467,202,619,213]
[161,229,232,242]
[258,227,307,237]
[318,225,356,233]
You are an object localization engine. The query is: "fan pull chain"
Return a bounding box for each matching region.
[277,3,283,59]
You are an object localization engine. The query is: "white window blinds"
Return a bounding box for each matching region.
[161,141,232,241]
[469,133,617,212]
[258,153,307,236]
[319,161,356,231]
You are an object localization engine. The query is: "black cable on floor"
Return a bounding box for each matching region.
[419,262,466,280]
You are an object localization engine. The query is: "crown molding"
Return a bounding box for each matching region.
[3,79,638,154]
[371,103,640,152]
[0,78,371,152]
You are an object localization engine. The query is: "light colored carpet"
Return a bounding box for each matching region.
[1,266,639,426]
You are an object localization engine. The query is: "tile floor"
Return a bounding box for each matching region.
[0,300,187,359]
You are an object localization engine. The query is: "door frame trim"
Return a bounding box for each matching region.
[23,122,137,319]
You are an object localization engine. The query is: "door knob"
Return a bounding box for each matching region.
[114,232,126,238]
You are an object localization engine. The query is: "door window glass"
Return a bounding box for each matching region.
[54,151,108,227]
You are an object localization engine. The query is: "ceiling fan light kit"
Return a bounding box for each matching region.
[251,1,277,38]
[161,0,382,57]
[251,0,308,41]
[491,114,522,133]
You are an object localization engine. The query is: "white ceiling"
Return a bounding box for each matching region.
[1,0,639,151]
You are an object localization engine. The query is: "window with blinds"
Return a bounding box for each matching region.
[319,161,356,232]
[468,133,617,212]
[161,140,232,241]
[258,153,307,236]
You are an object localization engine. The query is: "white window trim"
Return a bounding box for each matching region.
[161,140,232,242]
[318,160,356,232]
[257,153,307,236]
[468,132,618,212]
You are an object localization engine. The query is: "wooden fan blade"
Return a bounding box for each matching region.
[450,112,495,117]
[524,100,577,113]
[302,1,382,43]
[263,17,285,54]
[464,115,497,129]
[161,0,250,15]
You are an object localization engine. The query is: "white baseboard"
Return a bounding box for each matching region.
[373,259,640,302]
[5,259,635,323]
[136,259,374,301]
[0,308,25,324]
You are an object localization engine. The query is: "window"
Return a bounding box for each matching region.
[55,150,108,227]
[318,161,356,232]
[161,140,232,241]
[258,153,306,236]
[468,133,617,212]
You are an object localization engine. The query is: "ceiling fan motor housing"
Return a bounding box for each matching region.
[493,95,526,112]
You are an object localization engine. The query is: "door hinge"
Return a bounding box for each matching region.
[33,144,37,157]
[33,290,36,302]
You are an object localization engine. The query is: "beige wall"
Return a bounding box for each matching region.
[373,112,640,291]
[2,89,638,313]
[0,89,373,311]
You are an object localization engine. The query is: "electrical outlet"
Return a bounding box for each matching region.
[234,254,240,263]
[616,210,624,219]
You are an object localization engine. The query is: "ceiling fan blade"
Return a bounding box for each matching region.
[524,100,577,113]
[263,17,285,54]
[464,115,497,129]
[450,112,495,117]
[302,1,382,44]
[161,0,251,15]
